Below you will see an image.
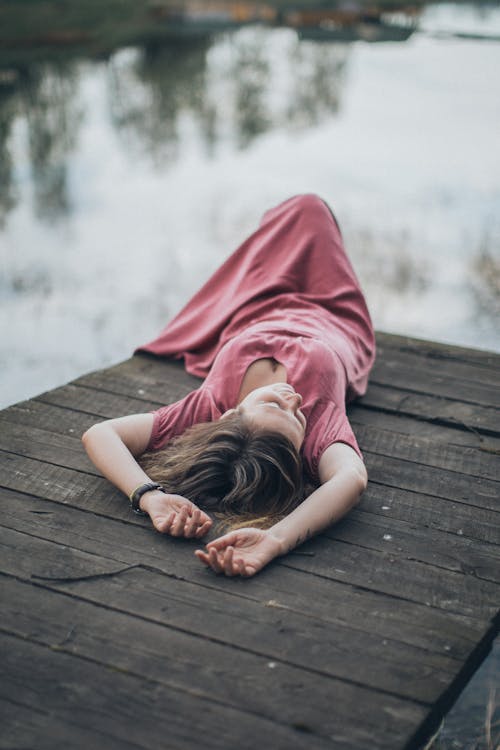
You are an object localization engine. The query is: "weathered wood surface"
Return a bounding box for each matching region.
[0,331,499,750]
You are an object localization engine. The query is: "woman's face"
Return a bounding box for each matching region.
[235,383,306,451]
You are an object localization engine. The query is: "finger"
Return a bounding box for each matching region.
[199,510,212,525]
[153,511,175,534]
[195,519,213,539]
[170,506,189,537]
[194,549,210,567]
[223,546,235,576]
[208,547,223,574]
[184,508,200,538]
[206,531,239,550]
[243,564,257,578]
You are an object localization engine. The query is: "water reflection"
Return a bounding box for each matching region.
[1,1,499,388]
[230,30,271,147]
[0,62,81,223]
[106,28,348,163]
[352,228,430,295]
[0,29,350,208]
[108,38,211,165]
[24,63,81,221]
[0,86,18,228]
[0,1,419,220]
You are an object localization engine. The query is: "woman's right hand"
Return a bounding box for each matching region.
[141,491,212,539]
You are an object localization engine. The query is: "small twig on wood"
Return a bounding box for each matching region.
[31,564,140,584]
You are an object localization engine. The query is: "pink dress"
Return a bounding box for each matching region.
[137,194,375,481]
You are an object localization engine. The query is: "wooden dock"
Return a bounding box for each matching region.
[1,332,499,750]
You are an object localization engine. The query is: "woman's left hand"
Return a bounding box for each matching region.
[195,527,284,577]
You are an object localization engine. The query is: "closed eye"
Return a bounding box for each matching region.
[261,400,304,428]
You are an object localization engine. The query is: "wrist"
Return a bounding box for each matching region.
[267,527,288,557]
[129,482,166,515]
[139,489,169,513]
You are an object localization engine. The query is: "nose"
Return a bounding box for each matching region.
[284,391,302,409]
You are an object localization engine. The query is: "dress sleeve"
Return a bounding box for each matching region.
[302,400,362,481]
[147,388,219,452]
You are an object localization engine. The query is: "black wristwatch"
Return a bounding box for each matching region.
[129,482,166,515]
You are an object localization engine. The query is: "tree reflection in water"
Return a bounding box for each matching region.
[286,37,346,127]
[231,30,271,148]
[0,6,499,366]
[0,85,18,228]
[108,38,211,166]
[106,27,348,160]
[20,63,81,222]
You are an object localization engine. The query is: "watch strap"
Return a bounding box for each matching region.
[129,482,166,515]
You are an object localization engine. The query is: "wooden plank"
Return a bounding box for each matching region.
[0,633,352,750]
[1,450,498,619]
[72,355,201,401]
[367,367,499,412]
[2,407,498,516]
[5,408,496,548]
[4,399,499,484]
[358,483,500,547]
[363,452,499,513]
[0,490,492,654]
[326,512,500,584]
[280,539,499,621]
[372,342,500,395]
[0,418,99,475]
[349,406,500,456]
[70,353,500,437]
[0,575,433,736]
[0,398,100,436]
[2,416,498,513]
[1,449,498,612]
[0,698,144,750]
[74,351,500,420]
[0,449,129,519]
[37,383,162,418]
[359,382,499,434]
[375,332,500,371]
[353,416,500,481]
[0,535,471,708]
[0,491,490,654]
[2,416,497,578]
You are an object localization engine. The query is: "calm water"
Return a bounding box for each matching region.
[0,3,499,746]
[1,3,499,409]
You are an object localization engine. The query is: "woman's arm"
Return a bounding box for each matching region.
[195,442,366,576]
[82,415,212,538]
[270,442,367,553]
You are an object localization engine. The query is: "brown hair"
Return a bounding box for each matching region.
[139,412,305,529]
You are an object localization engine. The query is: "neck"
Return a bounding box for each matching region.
[236,357,288,404]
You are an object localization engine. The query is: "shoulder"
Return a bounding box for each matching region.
[302,400,362,480]
[148,387,220,452]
